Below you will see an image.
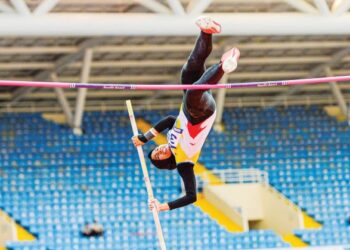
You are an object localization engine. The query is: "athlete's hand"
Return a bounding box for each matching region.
[132,135,145,147]
[148,198,170,212]
[148,198,160,211]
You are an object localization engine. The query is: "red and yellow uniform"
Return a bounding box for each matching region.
[167,106,216,165]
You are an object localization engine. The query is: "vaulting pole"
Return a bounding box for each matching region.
[126,100,167,250]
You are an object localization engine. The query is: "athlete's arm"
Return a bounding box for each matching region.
[132,116,176,146]
[148,163,196,212]
[167,163,197,210]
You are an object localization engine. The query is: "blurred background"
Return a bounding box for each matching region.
[0,0,350,250]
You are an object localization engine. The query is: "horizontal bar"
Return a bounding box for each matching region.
[2,13,350,36]
[0,75,350,90]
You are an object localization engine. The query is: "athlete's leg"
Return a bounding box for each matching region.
[180,17,221,85]
[180,32,212,85]
[190,47,240,87]
[183,63,224,121]
[184,48,240,122]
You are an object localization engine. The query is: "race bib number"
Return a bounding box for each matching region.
[167,127,183,149]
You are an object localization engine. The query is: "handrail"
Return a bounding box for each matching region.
[202,168,269,185]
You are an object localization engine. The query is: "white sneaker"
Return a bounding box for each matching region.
[221,47,240,73]
[195,16,221,34]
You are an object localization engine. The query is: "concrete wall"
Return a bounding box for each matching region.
[205,184,264,220]
[204,185,249,231]
[257,184,304,234]
[204,183,304,234]
[0,211,16,247]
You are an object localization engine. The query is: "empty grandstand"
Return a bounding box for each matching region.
[0,105,350,249]
[1,1,350,250]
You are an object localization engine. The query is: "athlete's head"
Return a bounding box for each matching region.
[148,144,176,170]
[151,144,172,160]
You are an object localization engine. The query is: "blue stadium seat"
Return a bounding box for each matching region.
[1,106,349,249]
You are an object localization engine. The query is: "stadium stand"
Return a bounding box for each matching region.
[0,105,349,249]
[202,106,350,247]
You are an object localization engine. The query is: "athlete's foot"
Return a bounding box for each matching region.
[221,47,240,73]
[195,16,221,34]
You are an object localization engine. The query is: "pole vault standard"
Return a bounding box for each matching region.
[0,75,350,90]
[126,100,167,250]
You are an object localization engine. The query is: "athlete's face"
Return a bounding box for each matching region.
[151,144,172,160]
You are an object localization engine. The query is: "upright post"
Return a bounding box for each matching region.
[73,48,93,135]
[215,74,229,132]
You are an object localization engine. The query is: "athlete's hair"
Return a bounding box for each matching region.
[148,148,177,170]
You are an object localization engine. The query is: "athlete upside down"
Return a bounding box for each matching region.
[132,16,240,212]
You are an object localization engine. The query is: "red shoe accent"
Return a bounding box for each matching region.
[196,16,221,34]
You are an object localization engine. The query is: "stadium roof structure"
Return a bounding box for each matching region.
[0,0,350,130]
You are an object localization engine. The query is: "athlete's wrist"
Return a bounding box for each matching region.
[159,203,170,211]
[138,134,148,143]
[132,135,145,147]
[144,128,159,141]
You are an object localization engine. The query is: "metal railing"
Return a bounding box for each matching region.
[192,168,269,193]
[203,168,269,185]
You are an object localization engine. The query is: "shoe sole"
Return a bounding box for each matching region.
[221,48,240,73]
[196,16,221,34]
[222,58,238,73]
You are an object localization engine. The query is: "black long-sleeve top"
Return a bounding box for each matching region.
[168,162,197,210]
[153,115,176,133]
[151,116,197,210]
